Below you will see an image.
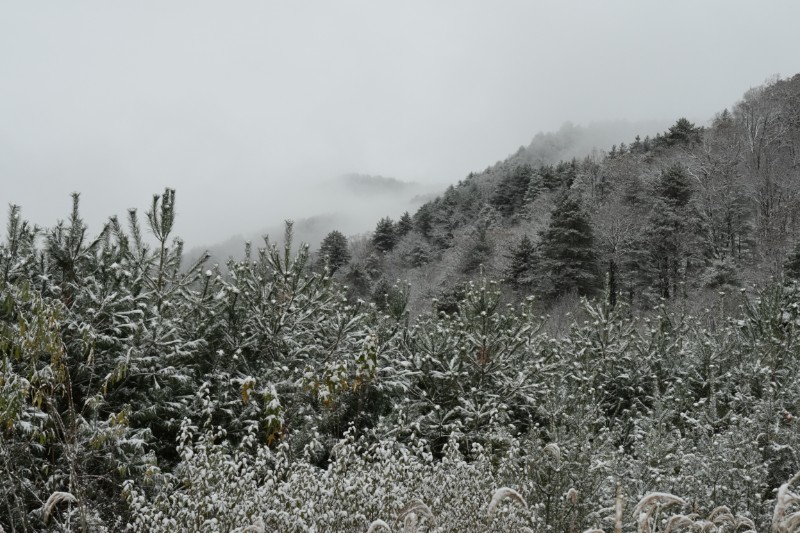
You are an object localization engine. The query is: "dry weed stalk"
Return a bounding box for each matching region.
[567,487,579,505]
[403,512,418,533]
[735,516,756,532]
[240,516,265,532]
[488,487,528,517]
[708,505,734,528]
[366,498,437,533]
[641,496,761,533]
[663,514,696,533]
[367,518,392,533]
[42,491,77,524]
[544,442,561,463]
[773,471,800,533]
[397,498,436,527]
[359,471,800,533]
[634,492,686,533]
[783,512,800,532]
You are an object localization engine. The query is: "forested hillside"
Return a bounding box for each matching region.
[2,75,800,532]
[338,75,800,320]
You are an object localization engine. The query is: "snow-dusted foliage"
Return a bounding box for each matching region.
[2,191,800,532]
[126,419,536,532]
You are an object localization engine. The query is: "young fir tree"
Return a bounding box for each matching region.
[538,193,600,298]
[372,217,397,253]
[319,230,351,273]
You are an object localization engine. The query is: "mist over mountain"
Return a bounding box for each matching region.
[187,119,670,267]
[185,172,441,266]
[517,119,671,165]
[332,173,419,196]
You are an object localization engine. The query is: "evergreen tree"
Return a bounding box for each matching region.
[657,164,693,207]
[539,164,561,190]
[522,171,544,205]
[428,193,457,249]
[622,175,646,206]
[505,234,537,288]
[461,221,493,274]
[555,159,578,189]
[372,217,397,252]
[785,240,800,281]
[631,135,642,152]
[319,230,351,273]
[538,193,600,298]
[638,199,687,299]
[666,117,702,145]
[396,211,413,237]
[413,203,434,239]
[638,165,693,298]
[634,168,696,300]
[490,164,533,216]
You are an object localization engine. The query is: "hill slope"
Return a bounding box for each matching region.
[334,74,800,316]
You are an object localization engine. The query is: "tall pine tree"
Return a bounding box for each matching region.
[490,164,533,216]
[636,165,696,299]
[319,230,351,273]
[372,217,397,253]
[396,211,413,237]
[538,193,600,298]
[505,234,537,288]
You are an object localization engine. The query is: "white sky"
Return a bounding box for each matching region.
[2,1,799,246]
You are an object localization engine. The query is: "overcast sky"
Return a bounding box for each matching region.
[2,1,799,246]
